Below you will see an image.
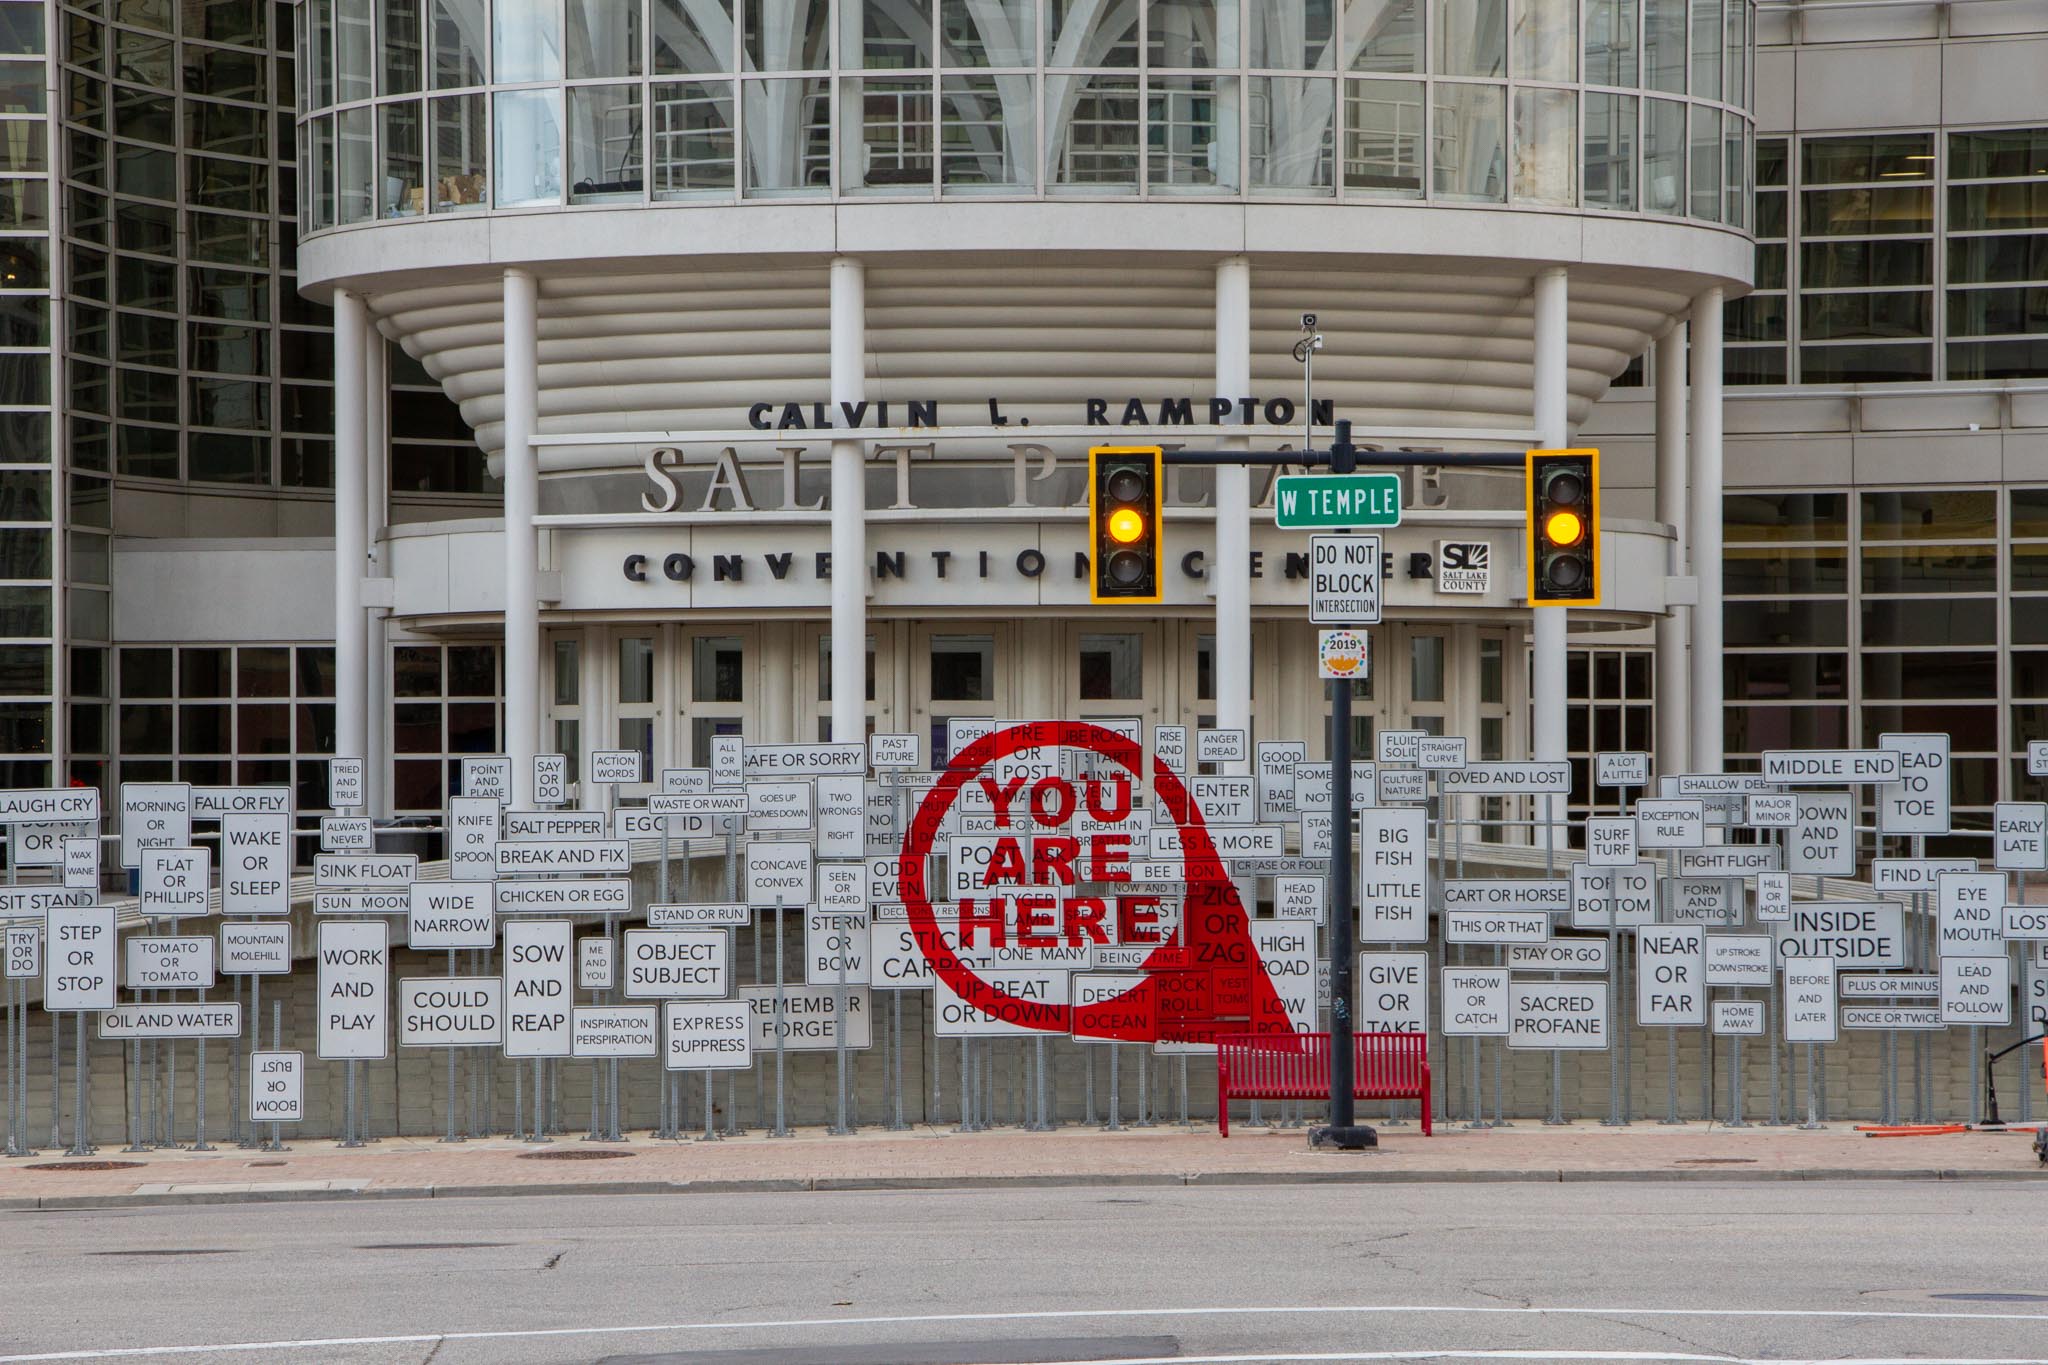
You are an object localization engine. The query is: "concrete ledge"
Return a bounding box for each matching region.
[9,1164,2038,1214]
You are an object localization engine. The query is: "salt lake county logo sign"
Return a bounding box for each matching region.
[1437,541,1490,594]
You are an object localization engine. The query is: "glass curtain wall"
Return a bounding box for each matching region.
[297,0,1754,218]
[1725,125,2048,386]
[0,0,51,792]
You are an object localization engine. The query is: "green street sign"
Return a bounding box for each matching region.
[1273,473,1403,530]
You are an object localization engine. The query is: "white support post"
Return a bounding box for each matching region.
[1530,267,1569,763]
[333,289,369,771]
[1653,322,1691,779]
[1214,256,1251,767]
[829,257,867,744]
[1688,288,1726,774]
[503,269,541,805]
[363,325,389,818]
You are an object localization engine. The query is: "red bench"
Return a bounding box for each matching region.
[1215,1031,1432,1137]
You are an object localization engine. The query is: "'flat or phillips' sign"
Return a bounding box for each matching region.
[1308,533,1382,624]
[1274,473,1402,529]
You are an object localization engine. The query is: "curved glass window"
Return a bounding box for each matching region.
[296,0,1755,228]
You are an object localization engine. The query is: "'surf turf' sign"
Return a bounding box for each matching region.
[900,721,1287,1044]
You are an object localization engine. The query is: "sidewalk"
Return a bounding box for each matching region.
[1,1120,2042,1210]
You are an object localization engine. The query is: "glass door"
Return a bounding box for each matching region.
[678,627,756,770]
[911,623,1012,766]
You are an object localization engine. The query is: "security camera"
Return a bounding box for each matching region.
[1300,313,1317,330]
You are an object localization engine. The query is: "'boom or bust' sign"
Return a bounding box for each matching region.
[899,721,1286,1042]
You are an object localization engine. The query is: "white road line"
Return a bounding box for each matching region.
[1051,1357,2048,1365]
[7,1303,2048,1363]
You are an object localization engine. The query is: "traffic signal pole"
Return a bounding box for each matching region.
[1151,423,1575,1149]
[1156,422,1525,1151]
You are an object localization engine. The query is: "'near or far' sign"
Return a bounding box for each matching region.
[1274,473,1402,529]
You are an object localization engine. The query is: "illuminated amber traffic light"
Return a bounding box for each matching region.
[1526,449,1600,606]
[1089,446,1164,603]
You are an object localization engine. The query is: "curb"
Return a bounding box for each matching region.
[2,1165,2040,1210]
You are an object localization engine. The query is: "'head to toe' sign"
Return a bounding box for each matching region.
[900,721,1288,1042]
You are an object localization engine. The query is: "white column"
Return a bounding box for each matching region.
[1530,267,1569,763]
[333,289,368,776]
[363,326,389,817]
[829,257,867,744]
[1653,322,1691,778]
[1213,256,1252,766]
[502,269,540,805]
[1688,288,1726,774]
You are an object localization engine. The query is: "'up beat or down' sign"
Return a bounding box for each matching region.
[899,721,1289,1043]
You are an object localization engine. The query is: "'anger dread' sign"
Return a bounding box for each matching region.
[899,721,1287,1043]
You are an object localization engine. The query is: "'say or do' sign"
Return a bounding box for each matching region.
[1358,807,1427,943]
[1357,951,1427,1032]
[1308,533,1382,624]
[532,753,569,806]
[249,1051,304,1124]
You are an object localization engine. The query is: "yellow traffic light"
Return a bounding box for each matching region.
[1088,446,1164,603]
[1526,448,1600,606]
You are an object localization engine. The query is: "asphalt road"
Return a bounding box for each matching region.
[3,1183,2047,1364]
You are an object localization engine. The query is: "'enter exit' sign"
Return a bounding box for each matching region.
[1273,474,1403,529]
